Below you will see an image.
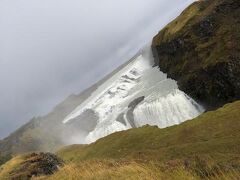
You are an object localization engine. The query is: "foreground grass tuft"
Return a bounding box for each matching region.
[36,159,240,180]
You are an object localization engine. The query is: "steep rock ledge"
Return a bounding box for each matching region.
[152,0,240,110]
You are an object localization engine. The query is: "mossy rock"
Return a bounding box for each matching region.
[152,0,240,110]
[0,153,63,180]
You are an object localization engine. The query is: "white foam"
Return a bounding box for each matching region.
[63,46,204,143]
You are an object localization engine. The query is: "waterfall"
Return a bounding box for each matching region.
[63,45,204,143]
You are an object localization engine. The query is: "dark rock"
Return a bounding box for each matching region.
[215,0,240,14]
[126,96,145,128]
[180,58,240,108]
[126,109,137,128]
[10,152,64,179]
[66,109,98,133]
[116,113,127,126]
[128,96,145,109]
[193,16,217,38]
[122,75,137,81]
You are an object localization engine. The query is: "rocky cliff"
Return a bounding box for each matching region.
[152,0,240,109]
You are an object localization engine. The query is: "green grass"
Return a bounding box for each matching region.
[0,154,11,167]
[48,100,240,180]
[152,1,203,45]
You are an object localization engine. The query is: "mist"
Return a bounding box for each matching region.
[0,0,194,139]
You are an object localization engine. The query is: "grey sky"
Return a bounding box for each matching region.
[0,0,194,139]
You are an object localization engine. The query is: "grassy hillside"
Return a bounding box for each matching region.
[152,0,240,109]
[47,100,240,179]
[0,154,11,167]
[1,100,240,179]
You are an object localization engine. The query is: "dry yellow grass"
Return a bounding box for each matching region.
[35,160,183,180]
[35,159,240,180]
[0,155,24,179]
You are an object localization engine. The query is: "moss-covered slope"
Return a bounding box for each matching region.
[152,0,240,109]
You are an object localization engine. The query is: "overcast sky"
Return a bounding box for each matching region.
[0,0,194,139]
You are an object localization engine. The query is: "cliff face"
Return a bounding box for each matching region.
[152,0,240,109]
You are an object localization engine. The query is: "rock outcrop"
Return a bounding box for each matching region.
[1,153,63,179]
[152,0,240,110]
